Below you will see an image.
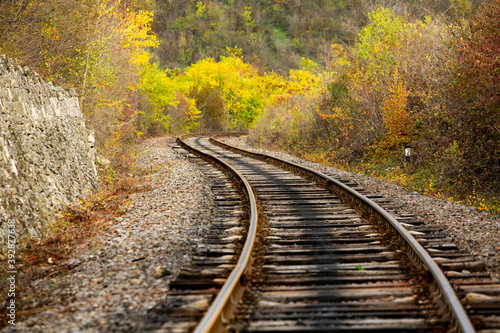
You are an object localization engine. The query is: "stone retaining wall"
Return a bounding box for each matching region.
[0,55,97,247]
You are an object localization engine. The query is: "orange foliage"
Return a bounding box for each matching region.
[382,73,412,149]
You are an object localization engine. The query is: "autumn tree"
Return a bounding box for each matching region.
[0,0,95,84]
[448,1,500,192]
[0,0,158,151]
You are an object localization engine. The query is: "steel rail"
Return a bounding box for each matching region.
[177,134,258,333]
[210,135,476,333]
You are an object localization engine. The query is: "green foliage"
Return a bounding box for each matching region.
[150,0,470,73]
[355,7,406,78]
[152,0,351,72]
[137,64,174,134]
[104,166,118,185]
[355,264,365,271]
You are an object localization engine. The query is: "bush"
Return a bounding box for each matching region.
[447,1,500,193]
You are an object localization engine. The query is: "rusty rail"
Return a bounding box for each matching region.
[177,134,257,333]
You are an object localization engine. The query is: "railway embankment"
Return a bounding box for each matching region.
[3,134,499,331]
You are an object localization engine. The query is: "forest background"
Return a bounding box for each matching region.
[0,0,498,213]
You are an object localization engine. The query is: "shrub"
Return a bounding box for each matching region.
[447,1,500,193]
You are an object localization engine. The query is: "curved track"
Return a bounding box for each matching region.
[150,134,500,333]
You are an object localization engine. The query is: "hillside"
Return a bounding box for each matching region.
[1,0,498,212]
[151,0,473,73]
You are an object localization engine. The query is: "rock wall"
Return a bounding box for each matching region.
[0,55,97,246]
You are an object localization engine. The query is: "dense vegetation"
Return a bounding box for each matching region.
[0,0,498,212]
[0,0,157,164]
[250,2,499,212]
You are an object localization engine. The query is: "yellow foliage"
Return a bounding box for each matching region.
[139,54,324,133]
[382,72,411,146]
[122,10,159,70]
[330,44,350,74]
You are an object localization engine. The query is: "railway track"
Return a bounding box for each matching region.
[147,134,500,333]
